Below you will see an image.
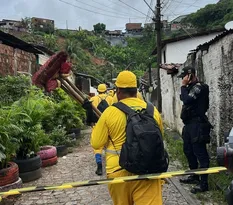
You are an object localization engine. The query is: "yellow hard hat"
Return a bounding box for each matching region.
[97,84,107,92]
[108,90,114,97]
[115,71,137,88]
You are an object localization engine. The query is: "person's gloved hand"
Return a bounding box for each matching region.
[82,99,98,125]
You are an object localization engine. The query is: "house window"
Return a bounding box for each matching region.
[163,50,166,63]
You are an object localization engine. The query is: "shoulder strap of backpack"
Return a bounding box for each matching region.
[113,102,135,116]
[146,102,154,117]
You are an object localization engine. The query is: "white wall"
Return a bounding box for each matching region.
[160,69,183,133]
[38,54,50,65]
[162,32,222,64]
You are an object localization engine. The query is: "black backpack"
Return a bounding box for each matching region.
[113,102,169,174]
[97,96,109,113]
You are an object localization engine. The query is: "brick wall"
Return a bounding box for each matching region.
[0,43,38,76]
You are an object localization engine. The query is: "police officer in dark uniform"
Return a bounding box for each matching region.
[178,66,212,194]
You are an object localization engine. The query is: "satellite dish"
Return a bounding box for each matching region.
[225,21,233,30]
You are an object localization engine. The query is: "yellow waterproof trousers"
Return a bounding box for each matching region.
[94,148,103,155]
[107,170,163,205]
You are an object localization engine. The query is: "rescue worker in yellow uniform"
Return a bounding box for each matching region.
[90,84,113,175]
[108,89,115,97]
[91,71,164,205]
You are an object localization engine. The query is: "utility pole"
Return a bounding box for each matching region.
[156,0,162,112]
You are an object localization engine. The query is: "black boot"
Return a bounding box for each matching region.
[95,163,102,176]
[179,175,200,184]
[190,183,208,194]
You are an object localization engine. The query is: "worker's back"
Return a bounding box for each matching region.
[90,71,164,205]
[91,97,163,174]
[90,93,113,108]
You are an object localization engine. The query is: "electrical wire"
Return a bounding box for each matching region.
[74,0,143,18]
[170,0,200,8]
[89,0,136,16]
[143,0,155,15]
[174,0,200,16]
[58,0,145,19]
[165,6,194,39]
[118,0,149,18]
[162,0,173,14]
[163,0,201,17]
[145,0,154,23]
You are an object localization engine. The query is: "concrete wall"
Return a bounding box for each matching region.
[161,32,233,146]
[161,32,222,64]
[0,43,38,76]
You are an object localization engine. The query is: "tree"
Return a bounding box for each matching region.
[183,0,233,30]
[44,34,58,51]
[21,17,31,30]
[93,23,106,34]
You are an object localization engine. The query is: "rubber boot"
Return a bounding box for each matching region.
[95,163,102,176]
[190,182,209,194]
[179,175,200,184]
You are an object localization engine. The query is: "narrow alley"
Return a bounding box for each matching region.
[2,130,200,205]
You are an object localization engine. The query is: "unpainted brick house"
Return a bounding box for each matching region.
[0,30,44,76]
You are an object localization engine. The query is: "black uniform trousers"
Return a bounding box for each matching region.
[182,121,210,186]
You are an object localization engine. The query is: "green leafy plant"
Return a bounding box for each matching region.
[0,108,22,169]
[49,88,85,130]
[11,88,51,159]
[0,75,31,107]
[49,126,71,146]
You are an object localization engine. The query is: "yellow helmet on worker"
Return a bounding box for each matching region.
[97,84,107,93]
[115,71,137,88]
[108,90,115,97]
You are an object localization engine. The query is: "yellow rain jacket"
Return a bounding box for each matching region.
[91,97,163,174]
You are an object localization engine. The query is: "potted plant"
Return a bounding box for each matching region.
[0,108,23,191]
[49,88,85,139]
[12,90,51,182]
[49,126,71,157]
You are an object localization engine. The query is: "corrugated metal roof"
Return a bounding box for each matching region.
[195,29,233,52]
[0,30,43,54]
[151,28,225,55]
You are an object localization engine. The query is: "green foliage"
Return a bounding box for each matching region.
[44,34,58,51]
[164,131,188,169]
[11,88,51,159]
[183,0,233,30]
[0,76,85,165]
[21,17,31,29]
[0,75,31,107]
[49,126,71,146]
[0,108,22,168]
[32,22,54,34]
[42,88,85,133]
[93,23,106,34]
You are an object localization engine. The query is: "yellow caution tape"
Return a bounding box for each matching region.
[0,167,227,201]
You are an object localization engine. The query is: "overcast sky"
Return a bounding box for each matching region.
[0,0,219,31]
